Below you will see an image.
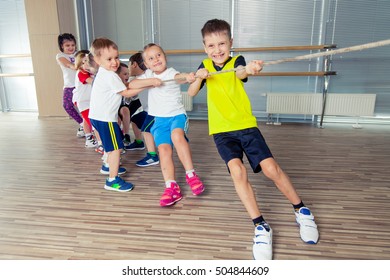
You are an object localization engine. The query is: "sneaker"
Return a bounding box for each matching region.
[100,164,127,175]
[253,224,273,260]
[136,153,160,167]
[95,145,104,154]
[123,134,131,146]
[295,207,319,244]
[104,176,134,192]
[160,182,183,207]
[124,140,145,151]
[85,135,97,148]
[186,172,205,196]
[76,127,85,138]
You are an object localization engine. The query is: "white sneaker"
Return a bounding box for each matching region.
[295,207,319,244]
[253,224,273,260]
[85,135,97,148]
[77,127,85,137]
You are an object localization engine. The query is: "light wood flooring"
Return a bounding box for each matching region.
[0,113,389,260]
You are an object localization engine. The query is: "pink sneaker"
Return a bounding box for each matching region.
[160,182,183,207]
[186,172,205,196]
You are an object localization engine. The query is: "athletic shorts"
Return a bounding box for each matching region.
[151,114,188,147]
[141,114,155,133]
[90,119,124,152]
[131,111,148,130]
[213,127,273,173]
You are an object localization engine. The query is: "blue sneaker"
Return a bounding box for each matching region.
[100,164,126,175]
[104,176,134,192]
[136,153,159,167]
[124,140,145,151]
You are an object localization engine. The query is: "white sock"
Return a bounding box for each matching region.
[108,177,116,182]
[186,169,195,177]
[165,180,176,188]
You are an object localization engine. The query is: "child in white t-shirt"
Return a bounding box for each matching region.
[56,33,84,137]
[89,37,144,192]
[128,43,205,206]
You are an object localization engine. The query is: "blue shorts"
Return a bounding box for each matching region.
[151,114,188,147]
[213,127,273,173]
[90,119,124,152]
[141,114,155,133]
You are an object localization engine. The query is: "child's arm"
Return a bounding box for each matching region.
[128,77,162,89]
[236,60,264,80]
[119,88,146,98]
[57,57,76,70]
[174,72,196,85]
[187,68,209,97]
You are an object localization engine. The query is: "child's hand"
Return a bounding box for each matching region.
[195,68,209,80]
[186,72,196,83]
[246,60,264,75]
[151,78,163,87]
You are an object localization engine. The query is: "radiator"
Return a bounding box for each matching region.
[266,93,376,116]
[182,92,193,111]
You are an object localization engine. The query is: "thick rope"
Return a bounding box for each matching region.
[162,39,390,83]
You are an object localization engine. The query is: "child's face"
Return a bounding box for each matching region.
[143,45,167,75]
[203,32,233,67]
[62,39,76,55]
[117,66,129,83]
[95,46,120,72]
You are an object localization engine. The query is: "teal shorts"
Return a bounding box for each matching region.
[151,114,188,147]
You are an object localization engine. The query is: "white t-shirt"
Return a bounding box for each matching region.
[89,67,126,122]
[56,52,76,88]
[72,70,92,112]
[128,76,148,112]
[139,67,185,117]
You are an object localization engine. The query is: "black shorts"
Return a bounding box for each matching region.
[213,127,273,173]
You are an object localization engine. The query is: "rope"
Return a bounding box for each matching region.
[162,39,390,83]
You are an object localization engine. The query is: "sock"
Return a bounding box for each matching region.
[293,201,305,212]
[186,169,195,178]
[253,216,270,232]
[98,141,102,146]
[108,177,116,182]
[85,133,92,138]
[165,180,176,188]
[135,139,143,144]
[148,152,157,156]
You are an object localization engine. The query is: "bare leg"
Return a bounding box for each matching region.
[260,158,301,204]
[228,159,261,219]
[171,128,194,171]
[120,107,130,135]
[107,149,121,178]
[131,122,143,140]
[158,144,175,181]
[143,131,156,153]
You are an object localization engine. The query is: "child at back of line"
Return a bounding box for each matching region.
[128,43,205,206]
[56,33,84,137]
[187,19,319,260]
[89,37,145,192]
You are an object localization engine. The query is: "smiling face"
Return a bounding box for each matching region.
[62,39,76,55]
[203,31,233,67]
[142,45,167,75]
[94,46,120,72]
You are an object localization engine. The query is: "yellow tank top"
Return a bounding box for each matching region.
[203,56,257,135]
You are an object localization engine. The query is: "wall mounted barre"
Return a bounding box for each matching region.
[119,44,337,56]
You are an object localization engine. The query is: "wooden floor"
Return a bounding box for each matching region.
[0,112,389,260]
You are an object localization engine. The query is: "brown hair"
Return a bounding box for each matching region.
[90,37,118,57]
[129,52,146,71]
[142,43,166,60]
[115,62,128,75]
[201,19,232,42]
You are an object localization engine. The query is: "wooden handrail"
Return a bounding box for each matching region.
[0,73,34,77]
[0,54,31,58]
[119,44,337,56]
[256,71,336,77]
